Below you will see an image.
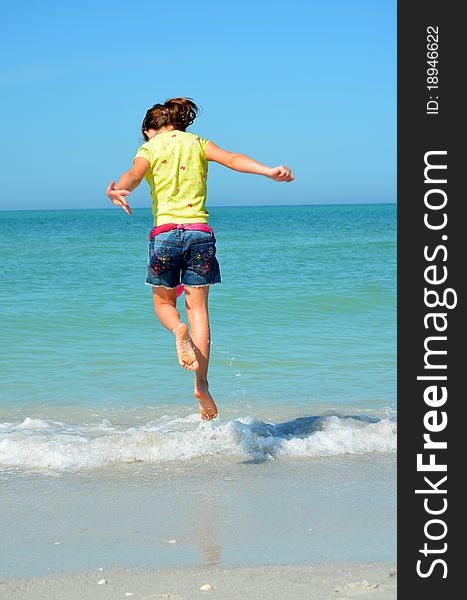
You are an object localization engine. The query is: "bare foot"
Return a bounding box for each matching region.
[194,381,218,421]
[173,322,199,371]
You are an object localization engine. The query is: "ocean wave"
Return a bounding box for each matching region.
[0,413,397,473]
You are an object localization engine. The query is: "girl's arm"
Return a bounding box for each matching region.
[105,157,150,215]
[204,142,294,182]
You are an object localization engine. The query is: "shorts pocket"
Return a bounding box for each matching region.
[190,242,215,276]
[149,246,171,276]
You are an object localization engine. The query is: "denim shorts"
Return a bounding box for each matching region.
[146,228,221,288]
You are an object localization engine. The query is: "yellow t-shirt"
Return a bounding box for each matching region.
[133,130,211,226]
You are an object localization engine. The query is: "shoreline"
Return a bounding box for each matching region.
[0,563,397,600]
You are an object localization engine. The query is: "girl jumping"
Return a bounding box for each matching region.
[106,97,294,421]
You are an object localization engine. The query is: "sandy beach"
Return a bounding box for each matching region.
[1,455,396,598]
[0,563,396,599]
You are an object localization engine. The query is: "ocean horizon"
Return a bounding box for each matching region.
[1,200,396,213]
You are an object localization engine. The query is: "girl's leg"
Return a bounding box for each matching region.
[152,287,199,371]
[184,286,218,420]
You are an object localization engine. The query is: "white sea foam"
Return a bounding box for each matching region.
[0,413,397,473]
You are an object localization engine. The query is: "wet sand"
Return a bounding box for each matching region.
[1,456,396,598]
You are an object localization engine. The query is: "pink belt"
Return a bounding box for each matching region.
[148,223,214,240]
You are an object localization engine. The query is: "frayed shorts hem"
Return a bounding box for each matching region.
[145,282,178,289]
[145,281,221,289]
[184,282,222,288]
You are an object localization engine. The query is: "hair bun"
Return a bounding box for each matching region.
[141,97,200,140]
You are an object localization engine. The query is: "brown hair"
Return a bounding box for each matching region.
[141,97,200,140]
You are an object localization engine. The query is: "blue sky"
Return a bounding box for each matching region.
[0,0,395,210]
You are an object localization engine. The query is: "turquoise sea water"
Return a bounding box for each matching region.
[0,204,396,472]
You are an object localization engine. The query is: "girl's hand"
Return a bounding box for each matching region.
[267,166,294,182]
[106,180,132,215]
